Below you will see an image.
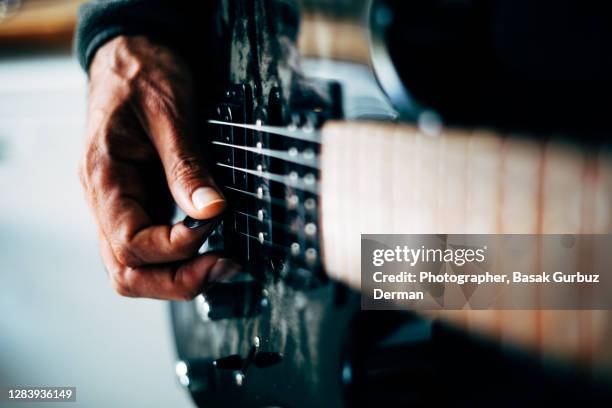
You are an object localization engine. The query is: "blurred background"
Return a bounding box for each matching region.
[0,1,192,406]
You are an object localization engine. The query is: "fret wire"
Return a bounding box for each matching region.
[216,162,320,194]
[208,119,322,144]
[223,185,285,206]
[223,185,302,209]
[237,231,291,252]
[223,185,320,216]
[212,140,320,169]
[234,209,296,233]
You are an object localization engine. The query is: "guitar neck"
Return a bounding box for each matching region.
[320,120,612,367]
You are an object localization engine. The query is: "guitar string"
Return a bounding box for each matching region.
[236,229,317,257]
[208,119,322,144]
[234,209,296,233]
[221,192,317,253]
[209,120,321,254]
[236,231,293,252]
[216,162,320,194]
[223,185,293,207]
[223,185,319,220]
[212,140,321,169]
[209,119,322,193]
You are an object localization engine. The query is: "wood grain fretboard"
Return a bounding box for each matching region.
[320,121,612,372]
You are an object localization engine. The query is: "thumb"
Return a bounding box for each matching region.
[158,136,226,220]
[169,152,225,219]
[138,74,225,219]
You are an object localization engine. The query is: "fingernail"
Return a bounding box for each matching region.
[191,187,225,211]
[183,215,220,229]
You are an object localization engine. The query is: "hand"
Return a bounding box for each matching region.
[79,36,236,300]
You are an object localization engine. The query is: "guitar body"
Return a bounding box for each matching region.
[171,1,364,406]
[170,0,612,406]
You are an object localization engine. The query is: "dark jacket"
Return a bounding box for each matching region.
[75,1,216,73]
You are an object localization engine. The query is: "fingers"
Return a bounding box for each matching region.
[98,230,235,300]
[83,153,215,267]
[139,87,226,220]
[82,36,233,299]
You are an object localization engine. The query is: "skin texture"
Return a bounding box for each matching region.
[80,35,235,300]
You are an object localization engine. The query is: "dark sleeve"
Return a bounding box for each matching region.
[74,0,202,73]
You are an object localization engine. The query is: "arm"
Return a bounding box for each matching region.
[76,2,238,300]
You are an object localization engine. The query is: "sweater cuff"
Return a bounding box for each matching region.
[74,1,192,73]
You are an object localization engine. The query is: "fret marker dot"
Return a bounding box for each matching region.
[257,209,265,221]
[288,171,298,181]
[288,147,298,157]
[258,232,265,244]
[255,119,262,127]
[257,186,264,199]
[257,164,263,173]
[256,142,263,151]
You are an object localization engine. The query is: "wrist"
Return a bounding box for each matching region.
[89,35,150,82]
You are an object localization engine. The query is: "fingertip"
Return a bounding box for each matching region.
[190,187,226,219]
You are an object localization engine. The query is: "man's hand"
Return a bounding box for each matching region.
[79,36,233,300]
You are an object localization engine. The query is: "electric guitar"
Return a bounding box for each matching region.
[171,0,612,406]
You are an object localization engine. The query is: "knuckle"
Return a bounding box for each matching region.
[82,142,106,184]
[111,279,132,297]
[109,268,134,297]
[175,240,200,260]
[112,237,143,268]
[106,37,145,83]
[90,159,115,192]
[174,265,202,301]
[170,156,203,186]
